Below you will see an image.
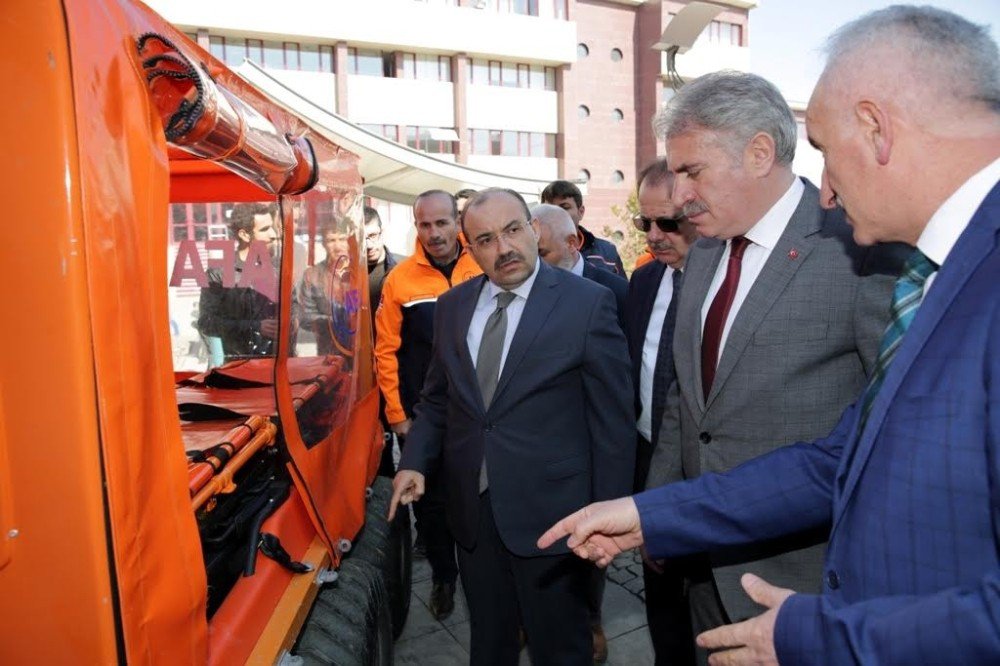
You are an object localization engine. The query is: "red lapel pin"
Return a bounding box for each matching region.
[788,249,799,259]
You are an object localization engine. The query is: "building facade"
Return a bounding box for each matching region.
[148,0,756,253]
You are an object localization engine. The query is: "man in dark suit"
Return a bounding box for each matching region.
[390,188,635,665]
[540,6,1000,664]
[533,203,627,329]
[624,158,698,664]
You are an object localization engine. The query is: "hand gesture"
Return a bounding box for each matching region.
[536,496,644,567]
[697,574,794,665]
[388,470,425,521]
[390,419,412,437]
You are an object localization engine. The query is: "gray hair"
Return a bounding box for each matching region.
[530,203,576,239]
[653,70,797,165]
[824,5,1000,114]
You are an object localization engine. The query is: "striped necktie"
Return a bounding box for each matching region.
[857,248,938,430]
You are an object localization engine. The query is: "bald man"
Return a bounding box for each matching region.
[533,203,626,333]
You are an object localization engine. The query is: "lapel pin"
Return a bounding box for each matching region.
[788,248,799,260]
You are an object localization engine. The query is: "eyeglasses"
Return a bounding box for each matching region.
[633,215,684,234]
[470,221,528,251]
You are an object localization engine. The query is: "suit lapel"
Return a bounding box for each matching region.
[637,262,667,335]
[831,187,1000,535]
[490,263,560,410]
[705,183,821,407]
[456,275,488,413]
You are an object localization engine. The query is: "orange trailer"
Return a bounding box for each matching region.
[0,1,409,663]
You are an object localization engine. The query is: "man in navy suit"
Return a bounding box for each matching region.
[624,158,698,664]
[540,6,1000,664]
[390,188,635,665]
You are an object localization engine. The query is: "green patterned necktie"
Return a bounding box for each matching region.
[857,248,938,431]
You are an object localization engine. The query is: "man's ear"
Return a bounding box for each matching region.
[566,232,582,251]
[530,218,541,238]
[856,100,892,166]
[745,131,777,176]
[578,204,586,221]
[237,229,251,244]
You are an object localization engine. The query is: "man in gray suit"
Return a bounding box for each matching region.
[646,71,902,654]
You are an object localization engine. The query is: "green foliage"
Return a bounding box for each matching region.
[605,191,648,276]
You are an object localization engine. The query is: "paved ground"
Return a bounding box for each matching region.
[393,550,653,665]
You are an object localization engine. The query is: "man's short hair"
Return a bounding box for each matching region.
[653,70,798,166]
[229,202,277,239]
[363,206,382,228]
[636,158,673,193]
[455,188,478,201]
[531,203,576,239]
[825,6,1000,114]
[540,180,583,209]
[414,189,458,219]
[463,188,532,232]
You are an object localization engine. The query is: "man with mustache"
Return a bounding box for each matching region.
[374,189,482,620]
[622,158,698,664]
[541,7,1000,663]
[389,188,634,665]
[637,71,902,660]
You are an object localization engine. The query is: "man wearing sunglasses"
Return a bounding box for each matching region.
[622,158,698,664]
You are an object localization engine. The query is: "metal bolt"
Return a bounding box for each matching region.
[338,538,352,554]
[7,529,18,539]
[365,486,374,500]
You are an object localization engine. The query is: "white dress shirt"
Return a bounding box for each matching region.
[637,265,679,441]
[918,156,1000,295]
[569,253,585,276]
[467,258,541,375]
[701,177,805,363]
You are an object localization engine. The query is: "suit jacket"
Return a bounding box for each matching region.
[400,261,635,556]
[637,181,1000,664]
[582,260,628,332]
[649,178,903,620]
[624,260,679,447]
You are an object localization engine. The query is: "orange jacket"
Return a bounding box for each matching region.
[374,242,482,424]
[634,250,655,270]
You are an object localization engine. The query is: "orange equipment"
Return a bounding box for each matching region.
[0,1,409,664]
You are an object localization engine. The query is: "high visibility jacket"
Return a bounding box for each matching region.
[374,242,482,424]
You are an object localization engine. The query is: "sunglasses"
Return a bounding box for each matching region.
[633,215,685,234]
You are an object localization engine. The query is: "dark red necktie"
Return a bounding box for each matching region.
[702,236,750,400]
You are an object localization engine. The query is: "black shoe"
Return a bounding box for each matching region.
[413,532,427,560]
[429,581,456,621]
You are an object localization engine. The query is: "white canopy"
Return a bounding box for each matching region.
[236,61,575,205]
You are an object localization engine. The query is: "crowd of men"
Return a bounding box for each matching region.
[196,5,1000,665]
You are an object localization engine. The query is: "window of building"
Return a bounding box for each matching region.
[578,105,590,119]
[210,35,334,72]
[612,108,624,122]
[406,126,456,154]
[468,128,556,157]
[578,169,591,183]
[611,170,625,184]
[359,124,399,141]
[399,53,452,81]
[610,48,623,62]
[705,20,743,46]
[577,43,589,58]
[349,47,390,76]
[468,58,556,91]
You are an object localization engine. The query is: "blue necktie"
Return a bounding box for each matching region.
[857,248,938,430]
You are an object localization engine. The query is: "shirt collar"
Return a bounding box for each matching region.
[570,254,585,276]
[742,177,805,250]
[487,257,541,302]
[917,156,1000,268]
